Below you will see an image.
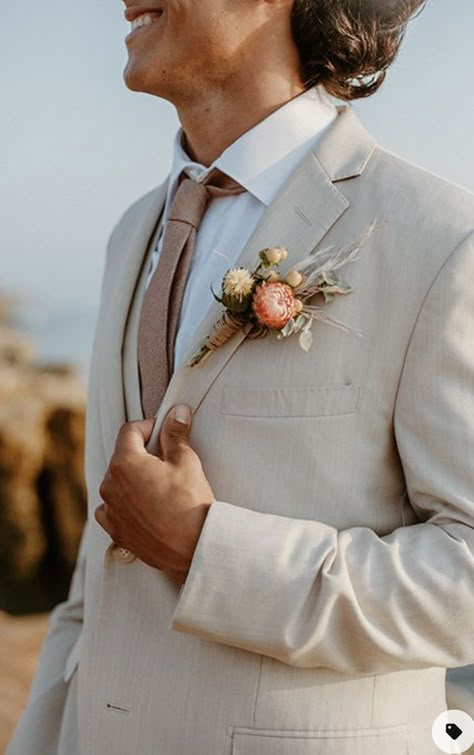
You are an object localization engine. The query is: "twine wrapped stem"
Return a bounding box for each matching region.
[189,311,246,366]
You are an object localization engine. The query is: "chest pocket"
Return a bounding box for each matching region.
[231,725,408,755]
[220,384,362,418]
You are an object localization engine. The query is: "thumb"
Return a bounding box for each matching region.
[159,404,193,463]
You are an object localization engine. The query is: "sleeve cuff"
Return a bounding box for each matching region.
[170,499,332,659]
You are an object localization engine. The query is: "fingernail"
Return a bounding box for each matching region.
[174,404,191,424]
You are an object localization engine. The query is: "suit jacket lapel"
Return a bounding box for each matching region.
[97,182,168,458]
[122,219,164,423]
[147,107,375,454]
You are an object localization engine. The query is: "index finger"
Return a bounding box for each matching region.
[114,419,157,456]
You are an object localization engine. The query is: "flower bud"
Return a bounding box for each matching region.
[286,270,303,288]
[266,271,281,282]
[265,247,284,265]
[293,298,304,314]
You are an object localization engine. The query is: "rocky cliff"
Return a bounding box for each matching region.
[0,297,87,614]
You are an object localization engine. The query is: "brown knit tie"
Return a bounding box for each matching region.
[138,168,244,419]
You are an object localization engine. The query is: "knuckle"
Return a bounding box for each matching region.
[119,420,141,437]
[99,479,109,501]
[176,441,195,459]
[99,507,117,538]
[167,441,191,465]
[95,505,108,530]
[109,455,123,476]
[178,441,194,459]
[166,425,185,442]
[109,454,132,481]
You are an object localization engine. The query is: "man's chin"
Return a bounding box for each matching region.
[122,63,173,100]
[122,58,158,94]
[123,62,145,93]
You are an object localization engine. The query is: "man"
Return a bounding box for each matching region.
[8,1,474,753]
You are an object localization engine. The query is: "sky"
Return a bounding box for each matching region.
[1,0,473,366]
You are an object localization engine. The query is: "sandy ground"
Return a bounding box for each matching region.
[0,612,49,754]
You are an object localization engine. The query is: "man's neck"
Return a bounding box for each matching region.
[176,74,305,167]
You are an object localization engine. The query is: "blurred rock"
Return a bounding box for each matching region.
[0,324,35,367]
[0,295,87,614]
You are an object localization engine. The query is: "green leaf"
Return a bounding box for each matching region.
[299,330,313,352]
[259,249,272,267]
[280,319,295,338]
[221,291,252,313]
[293,314,307,333]
[210,283,223,304]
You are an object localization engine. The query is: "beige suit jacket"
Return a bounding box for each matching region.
[8,107,474,755]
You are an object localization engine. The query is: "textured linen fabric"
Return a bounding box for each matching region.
[7,105,474,755]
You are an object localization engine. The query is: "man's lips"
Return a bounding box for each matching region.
[124,5,163,22]
[124,7,164,41]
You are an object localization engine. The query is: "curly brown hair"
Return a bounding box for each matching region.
[291,0,427,100]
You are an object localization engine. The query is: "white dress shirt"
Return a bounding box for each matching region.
[147,86,337,369]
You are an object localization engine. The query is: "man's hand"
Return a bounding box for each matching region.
[95,404,215,584]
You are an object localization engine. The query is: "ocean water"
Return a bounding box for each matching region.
[24,305,99,379]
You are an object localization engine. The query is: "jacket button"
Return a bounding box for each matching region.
[111,545,136,564]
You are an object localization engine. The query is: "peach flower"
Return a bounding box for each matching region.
[252,282,297,329]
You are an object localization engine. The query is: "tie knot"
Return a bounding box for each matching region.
[168,169,245,229]
[204,167,245,198]
[168,178,211,229]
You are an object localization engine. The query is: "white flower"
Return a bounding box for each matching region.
[222,267,254,300]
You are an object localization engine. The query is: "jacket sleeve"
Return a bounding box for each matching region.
[171,232,474,675]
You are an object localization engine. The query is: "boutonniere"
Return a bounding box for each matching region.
[188,224,375,367]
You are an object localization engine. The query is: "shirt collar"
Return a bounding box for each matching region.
[169,86,338,207]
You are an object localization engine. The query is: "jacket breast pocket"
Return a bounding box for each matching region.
[231,725,409,755]
[220,384,362,418]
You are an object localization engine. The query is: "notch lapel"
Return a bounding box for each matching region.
[97,182,168,459]
[147,106,375,454]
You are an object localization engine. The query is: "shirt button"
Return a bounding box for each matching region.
[111,545,136,564]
